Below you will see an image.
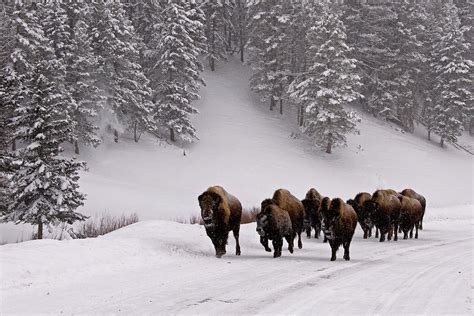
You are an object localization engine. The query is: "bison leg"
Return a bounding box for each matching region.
[403,230,408,239]
[297,231,303,249]
[375,227,379,238]
[368,227,372,238]
[415,222,419,239]
[306,225,311,239]
[233,226,241,256]
[329,240,340,261]
[393,223,399,241]
[363,227,368,239]
[260,236,271,252]
[315,224,321,239]
[285,235,294,254]
[409,227,414,239]
[379,230,386,242]
[343,239,352,261]
[272,238,283,258]
[213,237,227,258]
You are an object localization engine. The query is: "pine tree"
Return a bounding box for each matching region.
[247,0,292,112]
[392,0,428,132]
[431,1,472,147]
[202,0,234,71]
[290,4,361,154]
[68,10,103,153]
[232,0,249,63]
[91,1,155,142]
[155,1,205,142]
[1,3,87,238]
[343,2,399,121]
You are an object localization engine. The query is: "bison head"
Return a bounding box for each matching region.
[256,208,271,237]
[321,198,343,239]
[198,191,221,226]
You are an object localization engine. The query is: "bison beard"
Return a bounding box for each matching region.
[198,186,242,258]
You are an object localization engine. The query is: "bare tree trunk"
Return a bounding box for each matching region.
[269,97,275,111]
[11,138,16,151]
[470,118,473,135]
[299,105,304,126]
[114,129,119,143]
[238,0,244,63]
[74,140,80,155]
[210,57,215,71]
[440,137,444,147]
[326,141,332,154]
[170,128,176,142]
[279,98,283,115]
[37,222,43,240]
[428,130,431,141]
[134,122,139,143]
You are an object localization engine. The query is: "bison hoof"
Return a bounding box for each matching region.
[236,250,241,256]
[330,256,336,261]
[265,247,272,252]
[343,254,350,261]
[298,242,302,249]
[288,247,294,254]
[273,252,281,258]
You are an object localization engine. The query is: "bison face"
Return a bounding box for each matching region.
[322,215,338,240]
[256,212,270,237]
[198,192,221,226]
[365,200,378,218]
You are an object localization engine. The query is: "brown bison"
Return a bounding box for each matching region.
[256,204,294,258]
[259,189,305,252]
[320,197,358,261]
[301,188,323,239]
[198,186,242,258]
[347,192,373,239]
[366,190,401,242]
[398,196,423,239]
[400,188,426,230]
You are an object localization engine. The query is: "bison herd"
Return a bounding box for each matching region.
[198,186,426,260]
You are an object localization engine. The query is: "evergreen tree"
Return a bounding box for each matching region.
[91,1,155,142]
[431,1,472,147]
[155,1,205,142]
[247,0,292,112]
[290,4,361,154]
[68,11,104,153]
[202,0,234,71]
[1,3,87,238]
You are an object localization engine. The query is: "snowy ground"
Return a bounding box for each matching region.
[1,205,472,314]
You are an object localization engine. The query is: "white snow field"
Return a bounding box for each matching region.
[1,58,473,314]
[1,205,472,314]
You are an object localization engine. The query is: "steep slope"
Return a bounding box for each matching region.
[1,205,472,314]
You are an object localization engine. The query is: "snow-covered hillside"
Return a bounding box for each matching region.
[78,58,473,220]
[1,58,472,243]
[1,205,472,314]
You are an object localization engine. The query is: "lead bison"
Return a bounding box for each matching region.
[320,197,358,261]
[256,204,294,258]
[366,189,401,242]
[198,186,242,258]
[301,188,323,239]
[400,188,426,230]
[398,195,423,239]
[347,192,373,239]
[259,188,305,252]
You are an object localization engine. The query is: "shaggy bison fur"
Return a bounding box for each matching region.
[301,188,323,239]
[320,197,358,261]
[366,190,401,242]
[347,192,373,239]
[198,186,242,258]
[398,195,423,239]
[400,188,426,230]
[259,189,305,252]
[256,204,294,258]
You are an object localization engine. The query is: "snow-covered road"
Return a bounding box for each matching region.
[1,205,472,314]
